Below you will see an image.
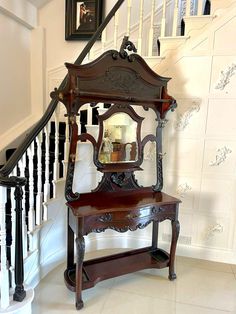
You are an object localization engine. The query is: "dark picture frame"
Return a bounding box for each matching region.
[65,0,103,40]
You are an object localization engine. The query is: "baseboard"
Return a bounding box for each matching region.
[24,230,236,290]
[25,248,66,288]
[85,233,236,264]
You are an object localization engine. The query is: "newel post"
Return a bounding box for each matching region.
[13,177,27,302]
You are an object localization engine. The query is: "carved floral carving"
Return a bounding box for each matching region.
[175,101,200,131]
[215,63,236,90]
[176,183,192,198]
[204,223,224,241]
[209,146,232,166]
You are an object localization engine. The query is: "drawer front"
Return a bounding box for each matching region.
[83,204,177,235]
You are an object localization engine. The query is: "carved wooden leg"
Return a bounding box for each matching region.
[169,219,180,281]
[67,210,74,270]
[75,232,85,310]
[152,221,159,250]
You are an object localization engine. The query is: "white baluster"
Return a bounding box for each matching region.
[76,114,81,135]
[63,117,70,178]
[172,0,179,36]
[161,0,167,37]
[126,0,132,36]
[101,28,107,53]
[186,0,191,16]
[43,124,50,221]
[0,186,10,309]
[138,0,144,54]
[18,154,28,258]
[36,133,43,225]
[148,0,156,56]
[198,0,204,15]
[10,167,17,276]
[114,11,119,50]
[53,109,60,188]
[27,142,35,232]
[87,104,93,126]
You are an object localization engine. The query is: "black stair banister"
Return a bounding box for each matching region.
[0,0,125,306]
[0,0,125,178]
[0,176,27,302]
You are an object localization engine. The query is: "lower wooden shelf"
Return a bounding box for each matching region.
[64,247,170,292]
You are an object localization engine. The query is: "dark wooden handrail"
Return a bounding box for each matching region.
[0,0,125,178]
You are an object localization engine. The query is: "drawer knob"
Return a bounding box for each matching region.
[98,213,113,223]
[126,212,141,219]
[152,207,165,214]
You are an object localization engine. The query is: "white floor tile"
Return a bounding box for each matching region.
[32,251,236,313]
[102,289,176,314]
[176,264,236,312]
[112,269,176,301]
[177,256,233,273]
[176,303,231,314]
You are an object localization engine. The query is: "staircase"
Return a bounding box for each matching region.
[1,0,236,312]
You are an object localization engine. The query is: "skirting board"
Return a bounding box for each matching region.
[25,232,236,290]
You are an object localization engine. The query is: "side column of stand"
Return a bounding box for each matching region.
[75,218,85,310]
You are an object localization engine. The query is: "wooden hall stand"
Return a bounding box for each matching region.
[51,37,181,310]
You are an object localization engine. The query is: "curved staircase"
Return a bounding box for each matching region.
[1,0,236,312]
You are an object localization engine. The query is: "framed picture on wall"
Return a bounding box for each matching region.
[65,0,103,40]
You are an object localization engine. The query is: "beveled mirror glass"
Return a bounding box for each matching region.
[98,112,138,164]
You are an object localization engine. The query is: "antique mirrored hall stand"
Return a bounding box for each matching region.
[51,37,181,310]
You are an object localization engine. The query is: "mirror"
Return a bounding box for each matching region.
[98,112,138,163]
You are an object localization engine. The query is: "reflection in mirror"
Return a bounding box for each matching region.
[99,112,138,164]
[135,141,157,187]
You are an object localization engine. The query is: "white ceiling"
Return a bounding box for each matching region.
[28,0,52,8]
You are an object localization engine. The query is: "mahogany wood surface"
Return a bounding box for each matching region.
[67,189,180,217]
[64,247,170,291]
[55,35,181,310]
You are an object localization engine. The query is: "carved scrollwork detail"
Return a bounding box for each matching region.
[98,213,113,223]
[152,152,164,192]
[65,162,80,202]
[159,119,169,128]
[104,71,145,94]
[112,51,119,60]
[89,216,176,235]
[111,172,129,187]
[75,233,85,267]
[111,221,152,232]
[119,36,137,62]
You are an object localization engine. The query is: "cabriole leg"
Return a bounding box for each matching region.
[152,220,159,250]
[169,219,180,281]
[75,232,85,310]
[67,209,74,270]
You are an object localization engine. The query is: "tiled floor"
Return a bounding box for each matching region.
[32,249,236,314]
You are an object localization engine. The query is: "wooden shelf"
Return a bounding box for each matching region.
[64,247,170,292]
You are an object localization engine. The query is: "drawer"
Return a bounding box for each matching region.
[83,204,177,235]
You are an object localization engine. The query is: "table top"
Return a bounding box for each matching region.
[67,188,181,217]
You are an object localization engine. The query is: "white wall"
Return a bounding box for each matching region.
[0,1,43,163]
[156,1,236,263]
[0,12,31,135]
